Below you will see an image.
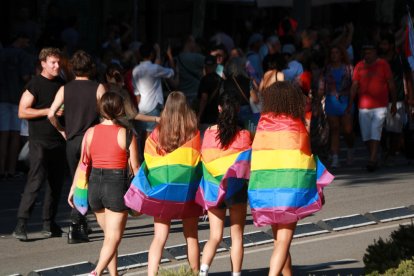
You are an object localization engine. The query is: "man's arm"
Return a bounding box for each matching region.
[47,86,65,134]
[18,90,49,119]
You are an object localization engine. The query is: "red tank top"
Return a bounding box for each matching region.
[90,124,127,169]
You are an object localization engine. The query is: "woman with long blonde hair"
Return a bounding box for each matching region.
[124,91,202,275]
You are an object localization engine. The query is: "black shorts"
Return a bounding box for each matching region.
[218,180,248,209]
[88,168,129,212]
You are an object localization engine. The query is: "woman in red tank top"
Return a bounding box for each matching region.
[68,92,140,276]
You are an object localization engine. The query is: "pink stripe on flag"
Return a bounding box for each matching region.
[317,169,334,188]
[124,185,203,220]
[251,191,324,227]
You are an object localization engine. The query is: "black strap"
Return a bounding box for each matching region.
[232,76,250,105]
[125,129,132,158]
[207,78,223,104]
[125,129,133,179]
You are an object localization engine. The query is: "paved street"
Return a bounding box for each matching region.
[1,137,414,276]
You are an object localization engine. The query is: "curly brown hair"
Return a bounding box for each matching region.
[158,91,198,154]
[261,81,305,122]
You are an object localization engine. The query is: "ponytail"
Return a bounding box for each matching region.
[216,92,240,149]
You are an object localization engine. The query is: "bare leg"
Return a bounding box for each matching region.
[268,222,296,276]
[200,208,226,270]
[327,116,340,155]
[281,252,292,276]
[94,209,127,276]
[369,140,380,162]
[148,217,170,276]
[341,113,354,149]
[183,216,200,273]
[229,203,247,273]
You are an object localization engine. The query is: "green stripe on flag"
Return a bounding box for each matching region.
[148,163,202,187]
[201,163,223,185]
[249,169,316,189]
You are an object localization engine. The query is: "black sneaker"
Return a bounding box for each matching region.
[13,222,28,241]
[41,221,65,238]
[67,223,89,244]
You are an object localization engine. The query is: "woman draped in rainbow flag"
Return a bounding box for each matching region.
[249,82,334,276]
[124,92,202,275]
[196,93,252,276]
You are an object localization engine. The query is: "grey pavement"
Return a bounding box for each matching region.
[1,137,414,276]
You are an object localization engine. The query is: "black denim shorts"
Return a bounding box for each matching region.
[88,168,129,212]
[218,180,248,209]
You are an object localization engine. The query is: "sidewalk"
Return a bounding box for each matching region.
[1,136,413,275]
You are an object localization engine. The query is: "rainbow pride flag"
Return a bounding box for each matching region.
[73,162,89,215]
[195,128,252,210]
[248,113,334,227]
[124,130,203,219]
[73,138,91,216]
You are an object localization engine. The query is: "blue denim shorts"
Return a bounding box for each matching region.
[88,168,129,212]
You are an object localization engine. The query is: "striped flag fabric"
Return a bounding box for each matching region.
[248,113,334,227]
[73,162,90,215]
[124,130,203,219]
[73,135,91,216]
[195,128,252,210]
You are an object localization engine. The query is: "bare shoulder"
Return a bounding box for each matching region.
[117,126,127,149]
[96,83,106,99]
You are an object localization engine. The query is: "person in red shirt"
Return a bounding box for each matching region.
[68,92,140,276]
[347,43,396,171]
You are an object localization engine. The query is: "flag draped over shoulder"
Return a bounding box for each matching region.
[124,130,203,219]
[73,161,89,215]
[195,128,252,210]
[248,113,334,227]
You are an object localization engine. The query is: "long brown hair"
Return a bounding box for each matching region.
[158,91,198,154]
[326,45,350,66]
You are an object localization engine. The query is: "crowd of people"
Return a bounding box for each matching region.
[1,7,414,276]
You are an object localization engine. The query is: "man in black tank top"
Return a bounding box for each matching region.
[13,48,66,241]
[48,50,105,243]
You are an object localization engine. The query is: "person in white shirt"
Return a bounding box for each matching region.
[132,43,174,136]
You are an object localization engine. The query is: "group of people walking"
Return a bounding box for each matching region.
[10,45,333,276]
[78,84,331,276]
[8,14,414,275]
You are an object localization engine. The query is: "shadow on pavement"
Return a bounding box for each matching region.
[209,259,363,276]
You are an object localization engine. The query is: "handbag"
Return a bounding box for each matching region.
[73,135,92,215]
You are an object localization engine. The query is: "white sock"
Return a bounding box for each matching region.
[232,272,241,276]
[199,264,209,276]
